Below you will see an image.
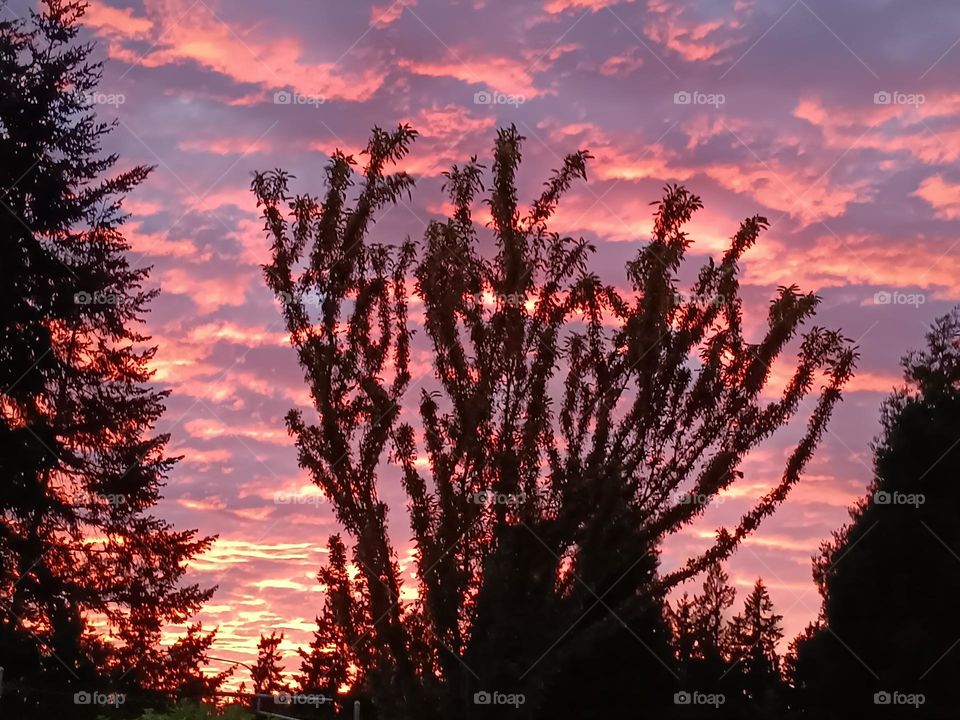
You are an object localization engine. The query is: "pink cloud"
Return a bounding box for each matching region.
[176,447,233,466]
[83,1,152,37]
[398,54,542,97]
[159,267,250,314]
[795,96,960,166]
[912,175,960,220]
[185,322,290,348]
[742,233,960,298]
[371,0,416,26]
[544,0,634,13]
[126,221,209,261]
[311,105,496,178]
[644,0,745,63]
[184,418,292,446]
[148,331,220,384]
[542,121,677,182]
[178,137,274,155]
[86,0,384,103]
[702,161,872,225]
[598,49,645,76]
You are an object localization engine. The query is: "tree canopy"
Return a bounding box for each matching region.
[253,124,855,718]
[790,309,960,718]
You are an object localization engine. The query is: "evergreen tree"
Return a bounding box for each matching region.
[727,580,784,716]
[253,125,856,719]
[693,564,737,670]
[0,2,216,714]
[670,563,736,704]
[668,592,697,667]
[115,622,232,700]
[298,534,373,711]
[790,309,960,718]
[671,570,785,719]
[251,632,286,695]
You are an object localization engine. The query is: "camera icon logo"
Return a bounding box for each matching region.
[473,90,492,105]
[874,691,892,705]
[74,291,92,304]
[873,291,892,305]
[74,691,92,705]
[674,91,692,105]
[473,691,492,705]
[874,91,892,105]
[674,691,692,705]
[274,90,292,104]
[874,491,891,505]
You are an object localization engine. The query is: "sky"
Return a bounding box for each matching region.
[9,0,960,685]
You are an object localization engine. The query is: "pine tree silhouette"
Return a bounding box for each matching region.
[669,592,698,668]
[695,564,737,672]
[727,580,784,717]
[252,632,287,695]
[0,2,217,715]
[298,534,373,712]
[670,563,736,705]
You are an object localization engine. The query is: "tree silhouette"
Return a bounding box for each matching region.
[790,309,960,718]
[727,579,784,717]
[298,534,372,712]
[253,125,856,719]
[251,632,286,695]
[669,591,698,668]
[694,564,737,672]
[670,570,784,718]
[669,563,736,713]
[0,1,216,714]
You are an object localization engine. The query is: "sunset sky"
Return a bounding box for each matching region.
[10,0,960,683]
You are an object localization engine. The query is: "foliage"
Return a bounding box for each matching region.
[298,534,372,708]
[254,124,856,719]
[668,569,784,718]
[0,1,217,715]
[727,580,784,716]
[790,309,960,718]
[251,631,287,695]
